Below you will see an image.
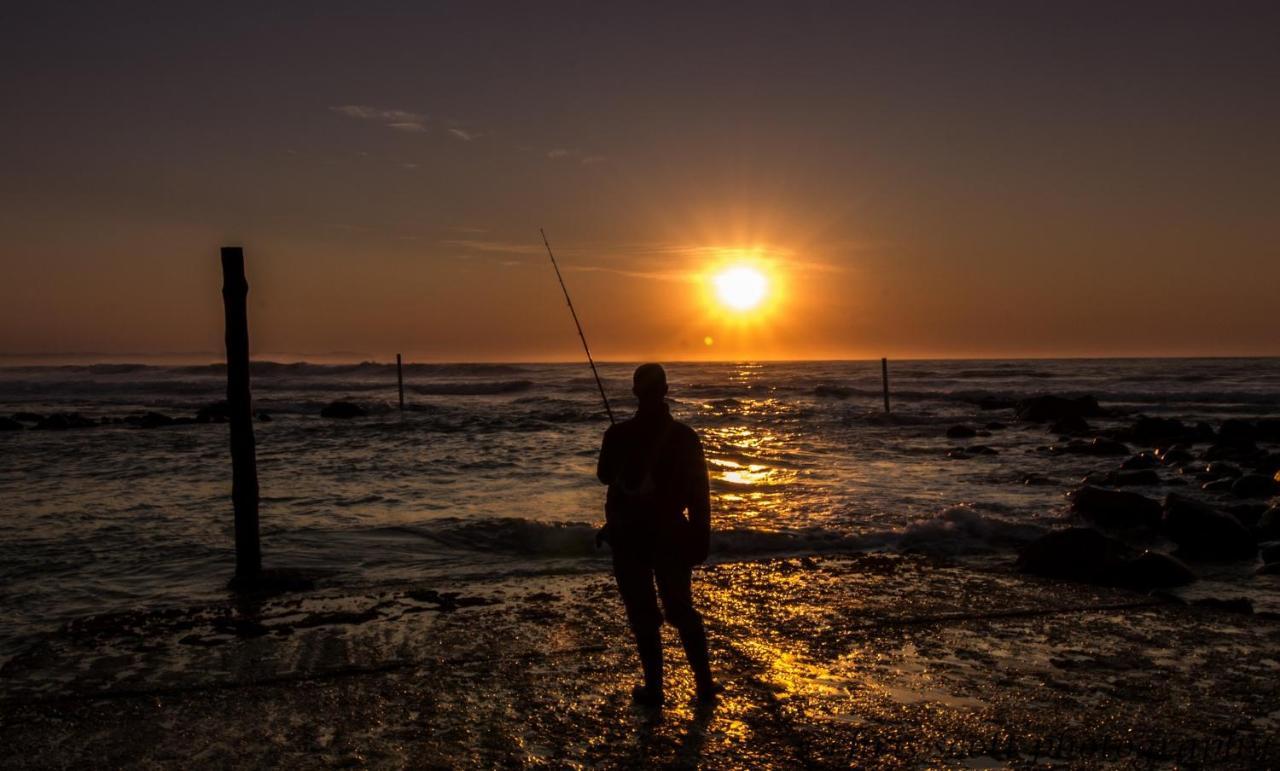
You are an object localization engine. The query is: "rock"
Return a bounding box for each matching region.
[0,417,22,431]
[1023,474,1056,486]
[1256,507,1280,540]
[1204,442,1259,462]
[1091,469,1161,487]
[1109,551,1196,590]
[1192,597,1253,615]
[1218,419,1259,445]
[946,425,978,439]
[1201,478,1235,493]
[1050,415,1091,435]
[1015,395,1106,423]
[1255,418,1280,442]
[813,385,853,399]
[1163,493,1256,561]
[1070,485,1163,530]
[34,413,97,430]
[984,421,1007,430]
[255,411,272,422]
[1226,504,1267,529]
[1159,448,1194,466]
[125,411,176,429]
[946,449,970,459]
[11,412,42,423]
[1016,528,1132,583]
[966,445,999,455]
[1130,416,1190,444]
[196,401,231,423]
[1049,438,1129,456]
[977,396,1016,411]
[1121,452,1161,470]
[320,401,366,419]
[1231,474,1276,499]
[1252,454,1280,477]
[1203,462,1242,479]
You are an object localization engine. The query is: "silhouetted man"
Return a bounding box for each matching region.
[597,363,719,707]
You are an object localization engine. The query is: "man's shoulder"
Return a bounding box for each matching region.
[669,420,701,444]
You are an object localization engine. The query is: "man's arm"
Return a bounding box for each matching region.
[686,430,712,564]
[596,425,617,485]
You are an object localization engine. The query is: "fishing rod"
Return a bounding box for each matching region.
[540,228,615,425]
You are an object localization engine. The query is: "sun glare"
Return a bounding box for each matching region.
[713,266,769,311]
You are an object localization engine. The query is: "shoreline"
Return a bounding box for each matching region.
[4,553,1278,768]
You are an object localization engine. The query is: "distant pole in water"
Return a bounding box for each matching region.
[396,353,405,411]
[882,357,891,414]
[540,228,615,424]
[220,247,262,582]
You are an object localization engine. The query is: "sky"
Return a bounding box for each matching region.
[2,1,1278,362]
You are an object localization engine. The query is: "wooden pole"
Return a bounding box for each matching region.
[881,357,891,414]
[221,247,261,582]
[396,353,405,411]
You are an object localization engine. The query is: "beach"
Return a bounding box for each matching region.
[3,553,1278,768]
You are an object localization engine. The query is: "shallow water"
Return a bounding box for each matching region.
[1,357,1278,660]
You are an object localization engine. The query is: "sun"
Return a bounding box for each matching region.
[713,265,769,311]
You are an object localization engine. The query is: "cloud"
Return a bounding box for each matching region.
[331,105,431,136]
[546,147,606,164]
[448,128,476,141]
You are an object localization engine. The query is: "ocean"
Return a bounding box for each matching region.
[2,358,1278,664]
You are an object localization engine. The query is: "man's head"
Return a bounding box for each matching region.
[632,363,668,404]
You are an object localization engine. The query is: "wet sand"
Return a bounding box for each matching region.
[3,553,1278,769]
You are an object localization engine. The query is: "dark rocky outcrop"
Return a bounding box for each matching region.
[11,412,42,424]
[1163,493,1256,561]
[1121,451,1161,470]
[1255,507,1280,540]
[1218,419,1259,445]
[1050,415,1091,436]
[1202,462,1242,479]
[813,385,853,400]
[1045,438,1129,456]
[1016,528,1132,583]
[945,425,978,439]
[1158,448,1194,466]
[1231,474,1276,499]
[1015,395,1106,423]
[34,413,97,430]
[321,401,366,419]
[0,417,23,431]
[1109,551,1197,590]
[125,412,177,429]
[984,421,1007,430]
[1201,478,1235,493]
[1089,469,1161,487]
[977,396,1017,411]
[196,401,231,423]
[1070,485,1163,530]
[1016,528,1193,589]
[1124,416,1215,446]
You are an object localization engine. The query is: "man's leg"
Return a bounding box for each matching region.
[612,554,664,702]
[654,561,715,695]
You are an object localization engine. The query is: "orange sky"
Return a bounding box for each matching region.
[3,3,1278,362]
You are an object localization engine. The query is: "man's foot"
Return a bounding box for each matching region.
[631,684,665,708]
[695,681,725,704]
